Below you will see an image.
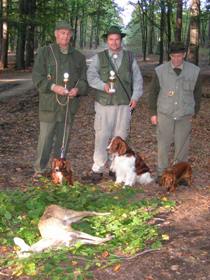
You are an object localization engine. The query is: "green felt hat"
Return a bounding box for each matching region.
[169,41,186,54]
[55,20,73,31]
[102,25,126,39]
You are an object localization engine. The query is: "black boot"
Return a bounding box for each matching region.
[109,171,116,181]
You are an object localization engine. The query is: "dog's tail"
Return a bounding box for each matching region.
[138,172,153,184]
[14,237,31,258]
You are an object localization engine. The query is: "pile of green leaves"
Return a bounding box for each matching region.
[0,181,175,279]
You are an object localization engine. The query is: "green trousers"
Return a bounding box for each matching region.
[157,113,192,176]
[34,121,72,173]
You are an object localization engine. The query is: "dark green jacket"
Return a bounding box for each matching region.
[95,51,133,105]
[32,43,88,122]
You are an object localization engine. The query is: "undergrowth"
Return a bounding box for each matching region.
[0,180,175,279]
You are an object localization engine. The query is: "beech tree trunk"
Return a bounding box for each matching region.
[166,1,172,59]
[159,0,165,64]
[175,0,183,41]
[0,0,9,68]
[187,0,200,65]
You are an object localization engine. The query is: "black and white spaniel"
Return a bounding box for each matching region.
[107,136,153,186]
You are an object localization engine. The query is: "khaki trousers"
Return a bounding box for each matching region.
[92,102,131,173]
[34,121,72,173]
[157,113,192,175]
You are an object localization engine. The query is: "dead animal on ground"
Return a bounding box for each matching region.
[14,204,112,258]
[51,158,73,185]
[160,162,192,192]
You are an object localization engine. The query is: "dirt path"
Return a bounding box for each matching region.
[0,56,210,279]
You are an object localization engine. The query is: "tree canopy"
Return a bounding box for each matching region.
[0,0,210,68]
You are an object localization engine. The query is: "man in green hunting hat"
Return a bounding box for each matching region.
[102,25,126,39]
[32,20,88,178]
[82,25,143,184]
[55,20,73,31]
[148,41,202,184]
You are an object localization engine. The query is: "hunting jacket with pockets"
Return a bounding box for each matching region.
[32,43,88,122]
[155,61,200,119]
[95,50,133,106]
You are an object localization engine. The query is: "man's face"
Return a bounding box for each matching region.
[54,29,72,48]
[170,52,185,67]
[106,34,122,52]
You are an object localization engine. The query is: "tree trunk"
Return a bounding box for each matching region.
[25,24,35,67]
[73,16,78,47]
[166,1,172,59]
[137,1,147,61]
[187,0,200,65]
[89,17,94,49]
[80,7,85,49]
[0,0,2,58]
[148,0,155,54]
[1,0,9,68]
[159,0,165,64]
[208,14,210,64]
[16,23,26,69]
[95,10,100,49]
[25,0,36,67]
[148,24,154,54]
[175,0,183,41]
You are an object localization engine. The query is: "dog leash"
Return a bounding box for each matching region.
[60,97,70,158]
[60,80,79,158]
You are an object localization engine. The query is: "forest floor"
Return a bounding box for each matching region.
[0,52,210,280]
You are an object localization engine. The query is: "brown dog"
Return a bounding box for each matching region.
[160,162,192,192]
[51,158,73,185]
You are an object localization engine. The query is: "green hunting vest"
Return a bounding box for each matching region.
[32,43,87,122]
[95,50,133,106]
[155,61,200,119]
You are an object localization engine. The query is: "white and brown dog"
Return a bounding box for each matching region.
[14,204,112,258]
[107,136,153,187]
[51,158,73,185]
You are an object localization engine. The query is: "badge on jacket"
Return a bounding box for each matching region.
[168,90,175,96]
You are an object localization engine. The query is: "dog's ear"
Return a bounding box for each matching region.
[65,160,72,173]
[52,158,58,169]
[118,139,128,155]
[159,175,164,186]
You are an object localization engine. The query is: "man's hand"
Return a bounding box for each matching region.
[129,100,138,110]
[52,85,68,96]
[68,88,78,98]
[104,83,111,94]
[151,115,158,125]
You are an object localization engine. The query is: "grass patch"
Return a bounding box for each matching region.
[0,181,175,279]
